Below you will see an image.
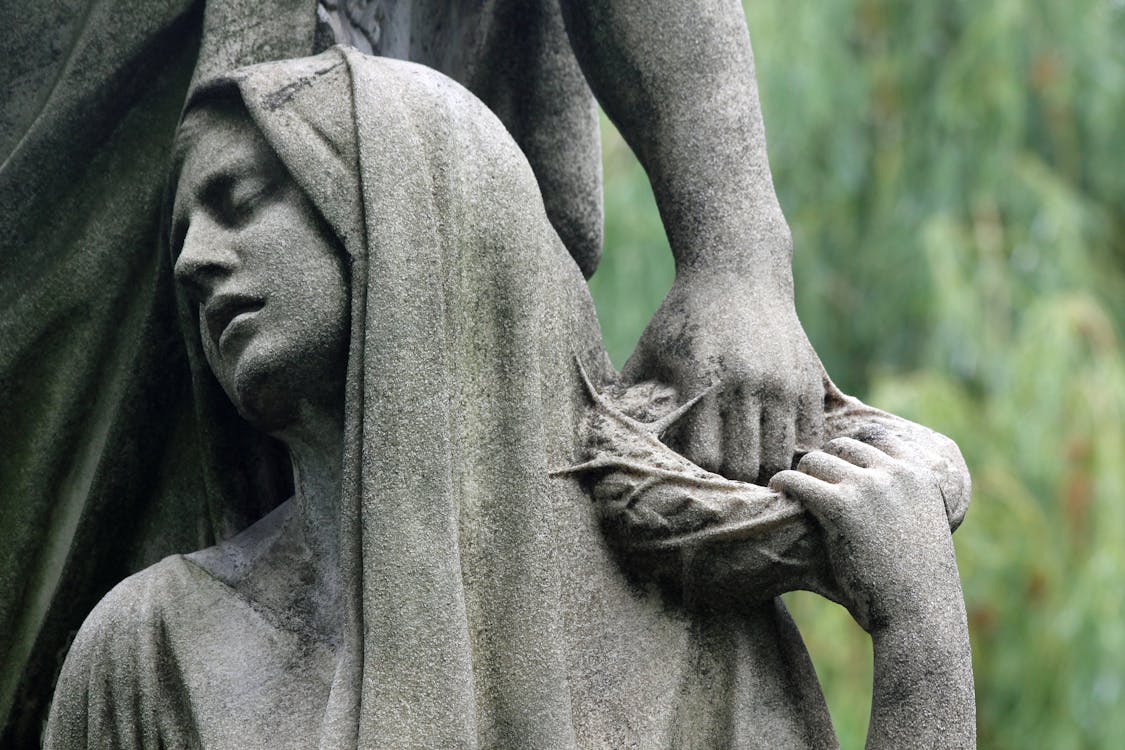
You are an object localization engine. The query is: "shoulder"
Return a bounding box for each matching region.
[73,556,202,647]
[52,556,207,696]
[44,556,205,748]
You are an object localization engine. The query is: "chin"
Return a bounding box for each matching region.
[227,344,343,435]
[233,376,298,434]
[228,354,301,434]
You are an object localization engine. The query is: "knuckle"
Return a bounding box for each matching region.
[836,484,861,506]
[721,360,773,392]
[868,469,896,495]
[757,375,791,403]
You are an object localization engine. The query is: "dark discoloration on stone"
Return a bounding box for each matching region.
[260,60,344,110]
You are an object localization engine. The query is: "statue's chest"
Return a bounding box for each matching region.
[162,582,337,747]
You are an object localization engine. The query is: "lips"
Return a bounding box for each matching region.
[203,292,264,350]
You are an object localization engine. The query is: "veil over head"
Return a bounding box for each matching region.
[185,46,619,747]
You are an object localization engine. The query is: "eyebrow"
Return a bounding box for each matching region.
[171,148,286,256]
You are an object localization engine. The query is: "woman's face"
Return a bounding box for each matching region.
[172,104,349,432]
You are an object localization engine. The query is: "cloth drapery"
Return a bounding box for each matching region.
[1,4,598,740]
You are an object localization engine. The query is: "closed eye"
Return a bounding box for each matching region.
[226,174,276,223]
[201,172,280,229]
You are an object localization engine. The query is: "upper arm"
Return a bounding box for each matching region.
[43,561,190,750]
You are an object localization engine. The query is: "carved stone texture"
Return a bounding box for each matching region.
[562,361,969,608]
[5,2,977,747]
[41,49,976,750]
[1,3,595,742]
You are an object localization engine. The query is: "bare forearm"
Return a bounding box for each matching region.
[559,0,791,276]
[867,589,976,748]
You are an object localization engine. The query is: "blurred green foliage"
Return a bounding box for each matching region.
[587,1,1125,747]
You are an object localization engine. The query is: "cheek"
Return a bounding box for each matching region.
[257,201,344,288]
[266,215,348,352]
[229,269,346,425]
[240,264,348,397]
[288,265,349,367]
[228,199,349,399]
[268,257,347,348]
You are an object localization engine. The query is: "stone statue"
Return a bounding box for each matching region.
[3,2,977,745]
[1,4,824,736]
[43,49,974,748]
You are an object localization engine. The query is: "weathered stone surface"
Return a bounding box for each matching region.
[5,3,975,747]
[40,49,974,749]
[2,2,598,741]
[48,50,835,747]
[561,361,969,605]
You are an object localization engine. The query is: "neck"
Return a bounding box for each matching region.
[276,403,344,632]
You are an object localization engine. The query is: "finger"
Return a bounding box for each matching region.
[821,436,893,469]
[848,423,909,460]
[770,469,846,525]
[676,388,723,474]
[758,402,797,484]
[794,383,827,455]
[719,388,760,483]
[795,450,864,484]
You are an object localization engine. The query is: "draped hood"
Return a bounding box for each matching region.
[186,47,618,747]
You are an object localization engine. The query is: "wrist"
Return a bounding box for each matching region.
[670,213,794,281]
[672,258,795,298]
[868,579,969,644]
[869,603,976,748]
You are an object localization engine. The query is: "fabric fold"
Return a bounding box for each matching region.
[227,48,591,747]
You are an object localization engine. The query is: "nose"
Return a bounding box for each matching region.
[173,217,240,297]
